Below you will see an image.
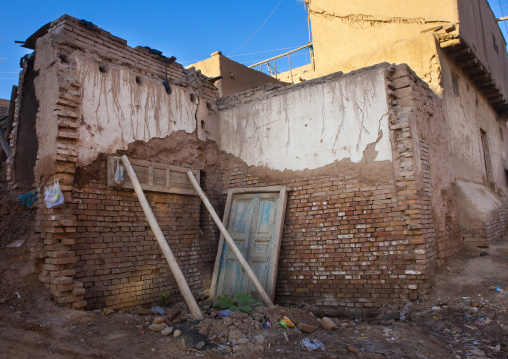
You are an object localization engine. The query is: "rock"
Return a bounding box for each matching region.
[161,326,174,336]
[322,317,338,330]
[167,308,182,321]
[153,316,165,324]
[384,312,400,321]
[470,348,485,356]
[199,289,210,301]
[149,323,167,332]
[253,335,265,344]
[236,338,249,345]
[229,329,243,342]
[102,308,114,315]
[173,329,182,337]
[297,322,317,333]
[196,341,205,350]
[136,307,151,315]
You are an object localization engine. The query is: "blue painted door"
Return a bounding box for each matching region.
[216,192,280,299]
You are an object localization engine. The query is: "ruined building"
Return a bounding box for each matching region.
[1,0,508,311]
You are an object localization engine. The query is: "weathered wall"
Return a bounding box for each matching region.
[28,15,222,309]
[219,66,392,172]
[305,0,457,91]
[71,133,222,309]
[218,64,438,308]
[190,51,285,97]
[457,0,508,96]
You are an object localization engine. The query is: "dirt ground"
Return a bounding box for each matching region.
[1,189,507,359]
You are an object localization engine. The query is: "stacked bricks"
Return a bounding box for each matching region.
[462,209,508,244]
[37,44,86,308]
[69,171,218,309]
[386,64,438,283]
[220,158,424,308]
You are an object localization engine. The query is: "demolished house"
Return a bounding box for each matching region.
[1,0,508,313]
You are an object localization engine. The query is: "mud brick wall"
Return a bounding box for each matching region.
[70,180,207,309]
[29,15,221,309]
[220,157,429,308]
[462,209,508,244]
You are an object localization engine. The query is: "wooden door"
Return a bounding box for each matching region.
[212,187,287,301]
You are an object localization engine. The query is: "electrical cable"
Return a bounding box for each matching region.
[228,0,284,56]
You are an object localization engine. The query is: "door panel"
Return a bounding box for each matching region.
[215,189,286,300]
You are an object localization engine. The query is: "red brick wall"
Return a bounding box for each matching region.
[70,179,211,309]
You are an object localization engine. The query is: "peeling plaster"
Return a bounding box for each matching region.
[76,56,197,166]
[219,68,391,172]
[308,9,450,29]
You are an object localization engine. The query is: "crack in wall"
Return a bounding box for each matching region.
[309,9,449,29]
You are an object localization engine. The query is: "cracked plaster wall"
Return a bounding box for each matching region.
[76,55,213,167]
[218,67,391,171]
[301,0,458,92]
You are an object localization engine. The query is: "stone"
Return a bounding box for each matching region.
[253,335,265,344]
[229,329,243,342]
[161,326,174,336]
[470,348,485,356]
[102,308,114,315]
[149,323,167,332]
[136,307,151,315]
[384,312,401,321]
[196,341,205,350]
[173,329,182,337]
[236,338,249,345]
[153,316,165,324]
[297,322,317,333]
[167,308,182,321]
[322,317,338,330]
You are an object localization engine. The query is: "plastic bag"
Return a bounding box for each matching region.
[301,338,325,351]
[44,179,65,208]
[114,159,124,185]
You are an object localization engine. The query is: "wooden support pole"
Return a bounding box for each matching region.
[121,155,204,320]
[186,171,275,308]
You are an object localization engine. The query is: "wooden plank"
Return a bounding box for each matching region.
[121,156,203,320]
[107,156,199,195]
[447,47,471,58]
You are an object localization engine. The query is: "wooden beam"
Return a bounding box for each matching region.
[0,129,10,157]
[121,155,204,320]
[187,171,275,308]
[456,58,478,68]
[447,47,471,58]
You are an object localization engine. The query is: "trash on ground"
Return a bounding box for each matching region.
[301,338,325,351]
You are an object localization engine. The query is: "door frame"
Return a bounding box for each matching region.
[210,186,287,301]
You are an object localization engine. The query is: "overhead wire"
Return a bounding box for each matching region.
[228,0,284,56]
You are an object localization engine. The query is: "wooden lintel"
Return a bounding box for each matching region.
[448,47,471,58]
[440,38,461,48]
[457,58,479,69]
[490,98,506,105]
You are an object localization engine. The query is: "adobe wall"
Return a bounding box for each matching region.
[457,0,508,96]
[218,64,438,308]
[190,51,285,97]
[26,15,222,309]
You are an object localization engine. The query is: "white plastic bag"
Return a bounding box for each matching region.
[44,179,65,208]
[114,159,124,185]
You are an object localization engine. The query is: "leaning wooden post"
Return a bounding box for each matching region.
[187,171,274,308]
[121,155,204,320]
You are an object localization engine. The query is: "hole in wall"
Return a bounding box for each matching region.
[59,55,69,64]
[206,102,213,111]
[190,93,197,103]
[135,76,143,86]
[201,120,205,129]
[99,65,108,74]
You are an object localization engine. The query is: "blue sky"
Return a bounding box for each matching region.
[0,0,507,100]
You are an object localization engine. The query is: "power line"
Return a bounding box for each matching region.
[499,0,508,37]
[228,0,284,56]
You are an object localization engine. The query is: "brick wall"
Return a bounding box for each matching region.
[29,15,221,309]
